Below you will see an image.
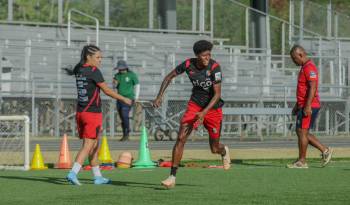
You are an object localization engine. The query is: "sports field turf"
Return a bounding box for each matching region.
[0,159,350,205]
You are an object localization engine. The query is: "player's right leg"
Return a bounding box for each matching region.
[161,123,193,189]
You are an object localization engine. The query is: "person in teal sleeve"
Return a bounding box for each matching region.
[113,60,140,141]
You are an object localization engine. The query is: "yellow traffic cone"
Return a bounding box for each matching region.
[98,136,113,164]
[31,144,48,170]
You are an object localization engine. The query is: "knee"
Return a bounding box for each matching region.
[210,145,220,154]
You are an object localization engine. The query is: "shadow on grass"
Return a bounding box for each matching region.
[232,159,281,167]
[0,175,73,185]
[111,180,197,190]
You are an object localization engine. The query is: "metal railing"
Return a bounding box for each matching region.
[67,8,100,47]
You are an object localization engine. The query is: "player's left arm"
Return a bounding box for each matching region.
[304,67,318,116]
[304,81,317,116]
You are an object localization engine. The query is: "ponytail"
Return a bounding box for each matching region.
[63,44,101,76]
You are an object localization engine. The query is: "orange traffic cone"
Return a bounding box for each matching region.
[31,144,48,170]
[56,134,72,169]
[98,136,113,164]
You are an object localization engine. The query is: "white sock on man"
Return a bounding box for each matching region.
[92,166,102,177]
[71,162,82,174]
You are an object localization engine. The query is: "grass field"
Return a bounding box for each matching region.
[0,159,350,205]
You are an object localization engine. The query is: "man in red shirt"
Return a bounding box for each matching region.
[287,45,333,168]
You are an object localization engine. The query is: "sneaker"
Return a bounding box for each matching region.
[161,175,176,189]
[66,171,82,186]
[94,176,111,185]
[321,147,333,167]
[222,146,231,170]
[286,160,308,169]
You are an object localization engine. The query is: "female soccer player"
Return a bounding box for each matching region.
[153,40,231,189]
[65,45,132,185]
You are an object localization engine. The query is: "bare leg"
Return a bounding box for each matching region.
[89,139,100,167]
[75,138,96,165]
[172,123,193,167]
[307,133,326,153]
[296,128,309,163]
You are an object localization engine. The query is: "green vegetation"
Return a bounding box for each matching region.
[1,0,350,46]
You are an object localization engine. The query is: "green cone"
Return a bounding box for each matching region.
[133,126,156,168]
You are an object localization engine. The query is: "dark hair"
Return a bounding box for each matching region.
[193,40,213,55]
[290,44,306,55]
[63,44,101,75]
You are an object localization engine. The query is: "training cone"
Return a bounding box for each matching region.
[56,134,72,169]
[31,144,48,170]
[98,136,113,164]
[133,126,156,168]
[117,152,133,168]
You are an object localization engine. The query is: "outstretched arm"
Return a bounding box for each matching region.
[153,69,178,108]
[98,82,132,105]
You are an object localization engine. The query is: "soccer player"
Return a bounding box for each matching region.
[65,45,132,185]
[153,40,231,188]
[287,45,333,168]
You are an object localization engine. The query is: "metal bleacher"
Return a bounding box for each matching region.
[1,1,350,138]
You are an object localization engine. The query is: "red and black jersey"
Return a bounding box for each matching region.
[75,64,105,113]
[175,58,224,109]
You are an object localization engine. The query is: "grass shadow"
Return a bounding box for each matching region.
[0,175,71,185]
[111,180,197,190]
[232,159,281,167]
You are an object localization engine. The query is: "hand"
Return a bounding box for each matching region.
[123,98,132,106]
[195,111,207,124]
[303,105,312,117]
[152,97,162,108]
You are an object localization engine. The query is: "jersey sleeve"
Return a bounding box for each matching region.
[304,65,318,81]
[91,69,105,84]
[210,64,222,84]
[175,61,187,75]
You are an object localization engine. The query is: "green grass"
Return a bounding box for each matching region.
[1,159,350,205]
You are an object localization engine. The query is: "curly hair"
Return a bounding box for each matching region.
[193,40,213,55]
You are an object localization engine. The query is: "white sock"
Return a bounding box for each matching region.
[71,162,82,174]
[92,166,102,177]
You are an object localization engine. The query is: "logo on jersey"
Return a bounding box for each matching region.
[310,71,316,79]
[215,72,221,81]
[191,79,212,90]
[125,77,130,82]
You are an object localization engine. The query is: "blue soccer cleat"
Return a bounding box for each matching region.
[94,176,111,185]
[66,171,82,186]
